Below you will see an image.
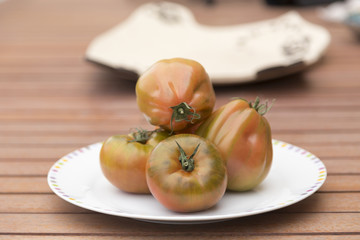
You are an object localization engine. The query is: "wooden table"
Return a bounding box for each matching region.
[1,0,359,238]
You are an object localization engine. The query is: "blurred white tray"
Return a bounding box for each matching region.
[86,2,331,85]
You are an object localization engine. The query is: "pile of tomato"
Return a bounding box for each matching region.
[100,58,273,213]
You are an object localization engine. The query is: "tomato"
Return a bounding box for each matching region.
[146,134,227,213]
[196,97,273,191]
[100,129,169,194]
[136,58,216,133]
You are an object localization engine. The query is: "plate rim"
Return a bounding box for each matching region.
[47,139,327,223]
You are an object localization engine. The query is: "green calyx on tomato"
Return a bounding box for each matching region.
[129,128,161,144]
[236,97,275,116]
[170,102,200,134]
[175,140,200,172]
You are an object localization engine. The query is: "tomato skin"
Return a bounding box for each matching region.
[100,130,169,194]
[196,99,273,191]
[146,134,227,212]
[136,58,216,132]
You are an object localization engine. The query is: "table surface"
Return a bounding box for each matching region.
[1,0,360,239]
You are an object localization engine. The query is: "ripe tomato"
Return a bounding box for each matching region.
[146,134,227,213]
[196,97,273,191]
[100,129,169,194]
[136,58,216,133]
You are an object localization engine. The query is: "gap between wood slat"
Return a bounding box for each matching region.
[0,235,359,240]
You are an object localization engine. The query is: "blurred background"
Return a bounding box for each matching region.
[1,0,359,149]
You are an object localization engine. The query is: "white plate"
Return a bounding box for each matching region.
[48,140,327,224]
[85,2,331,84]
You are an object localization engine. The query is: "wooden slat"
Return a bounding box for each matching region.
[1,75,360,91]
[0,128,358,140]
[0,135,109,146]
[0,175,358,194]
[0,162,53,176]
[0,68,359,90]
[0,122,148,137]
[1,85,360,97]
[295,145,360,159]
[0,159,359,177]
[282,193,360,213]
[273,133,360,145]
[0,132,358,146]
[0,143,358,160]
[0,192,358,214]
[0,118,359,135]
[0,236,359,240]
[0,44,85,57]
[0,177,49,193]
[0,194,89,213]
[0,110,360,123]
[324,160,360,174]
[0,99,359,111]
[1,95,360,110]
[320,175,360,192]
[0,213,359,235]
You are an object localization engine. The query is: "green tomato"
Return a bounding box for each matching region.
[197,98,273,191]
[100,129,169,194]
[146,134,227,212]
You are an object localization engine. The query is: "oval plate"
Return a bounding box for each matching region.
[48,140,326,224]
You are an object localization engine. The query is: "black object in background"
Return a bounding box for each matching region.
[265,0,343,6]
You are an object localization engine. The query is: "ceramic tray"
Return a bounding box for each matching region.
[86,2,330,84]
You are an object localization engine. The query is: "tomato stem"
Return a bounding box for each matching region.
[175,141,200,172]
[234,97,275,116]
[129,128,155,144]
[169,102,200,134]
